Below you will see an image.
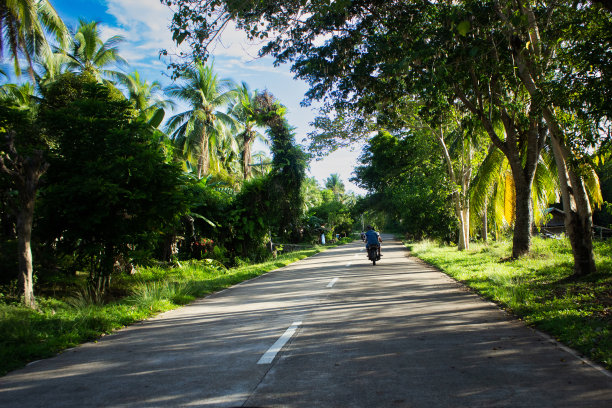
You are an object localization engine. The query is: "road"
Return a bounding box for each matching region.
[1,236,611,407]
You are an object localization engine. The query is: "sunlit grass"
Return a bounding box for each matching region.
[408,237,612,369]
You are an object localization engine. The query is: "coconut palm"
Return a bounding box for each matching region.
[64,19,127,82]
[228,82,268,179]
[118,70,174,126]
[33,50,69,88]
[0,0,68,77]
[470,146,560,240]
[165,62,237,179]
[325,173,345,200]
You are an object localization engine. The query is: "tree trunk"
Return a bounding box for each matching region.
[550,134,597,276]
[16,197,36,308]
[512,176,533,258]
[243,132,252,179]
[458,207,470,250]
[197,132,209,178]
[0,133,48,309]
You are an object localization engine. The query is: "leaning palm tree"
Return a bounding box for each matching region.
[228,82,268,179]
[0,0,68,78]
[64,19,127,82]
[165,62,237,178]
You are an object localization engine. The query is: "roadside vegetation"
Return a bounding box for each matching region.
[407,237,612,370]
[0,238,352,376]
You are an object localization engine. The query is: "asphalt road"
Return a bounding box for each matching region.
[1,236,611,407]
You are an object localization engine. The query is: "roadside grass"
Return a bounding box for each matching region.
[0,241,350,376]
[407,237,612,370]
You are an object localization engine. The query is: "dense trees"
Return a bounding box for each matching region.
[165,0,610,274]
[0,8,344,307]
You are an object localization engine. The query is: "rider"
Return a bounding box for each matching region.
[364,225,382,258]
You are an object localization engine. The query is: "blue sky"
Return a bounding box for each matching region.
[50,0,366,194]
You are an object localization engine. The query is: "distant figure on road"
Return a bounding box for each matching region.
[365,225,382,257]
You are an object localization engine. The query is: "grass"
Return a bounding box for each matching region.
[407,236,612,370]
[0,242,348,376]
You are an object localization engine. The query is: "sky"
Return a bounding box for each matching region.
[51,0,367,195]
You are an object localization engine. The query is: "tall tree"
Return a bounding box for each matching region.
[490,0,609,275]
[64,19,127,82]
[118,70,173,126]
[0,82,47,307]
[0,0,68,77]
[229,82,267,180]
[325,173,345,200]
[39,72,186,292]
[165,62,237,178]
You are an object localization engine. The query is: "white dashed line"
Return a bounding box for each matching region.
[327,277,339,288]
[257,322,302,364]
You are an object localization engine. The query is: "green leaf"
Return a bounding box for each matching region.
[457,21,470,37]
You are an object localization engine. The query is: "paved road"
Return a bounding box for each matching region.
[1,236,611,407]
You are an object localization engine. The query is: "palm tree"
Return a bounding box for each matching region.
[64,19,127,82]
[325,173,345,200]
[165,62,237,178]
[0,0,68,77]
[118,70,174,126]
[33,50,69,88]
[470,146,560,241]
[229,82,268,179]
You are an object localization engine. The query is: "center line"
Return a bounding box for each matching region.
[327,277,339,288]
[257,321,302,365]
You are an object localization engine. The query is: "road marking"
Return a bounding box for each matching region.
[257,321,302,364]
[353,253,358,258]
[327,277,339,288]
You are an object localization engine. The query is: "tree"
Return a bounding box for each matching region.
[353,130,457,241]
[0,83,47,308]
[0,0,68,77]
[118,70,173,126]
[64,19,127,82]
[324,173,345,200]
[165,62,237,179]
[253,91,307,241]
[489,0,610,275]
[228,82,267,180]
[38,72,186,292]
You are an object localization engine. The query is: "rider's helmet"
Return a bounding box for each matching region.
[366,225,373,230]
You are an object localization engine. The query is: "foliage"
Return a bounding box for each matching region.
[353,130,456,240]
[36,72,187,290]
[409,237,612,369]
[165,62,238,179]
[0,0,68,77]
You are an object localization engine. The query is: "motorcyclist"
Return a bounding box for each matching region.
[364,225,382,258]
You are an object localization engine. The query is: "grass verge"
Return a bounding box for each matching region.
[407,237,612,370]
[0,242,349,376]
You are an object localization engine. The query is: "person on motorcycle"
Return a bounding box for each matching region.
[364,225,382,258]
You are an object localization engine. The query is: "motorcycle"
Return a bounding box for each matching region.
[367,244,380,265]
